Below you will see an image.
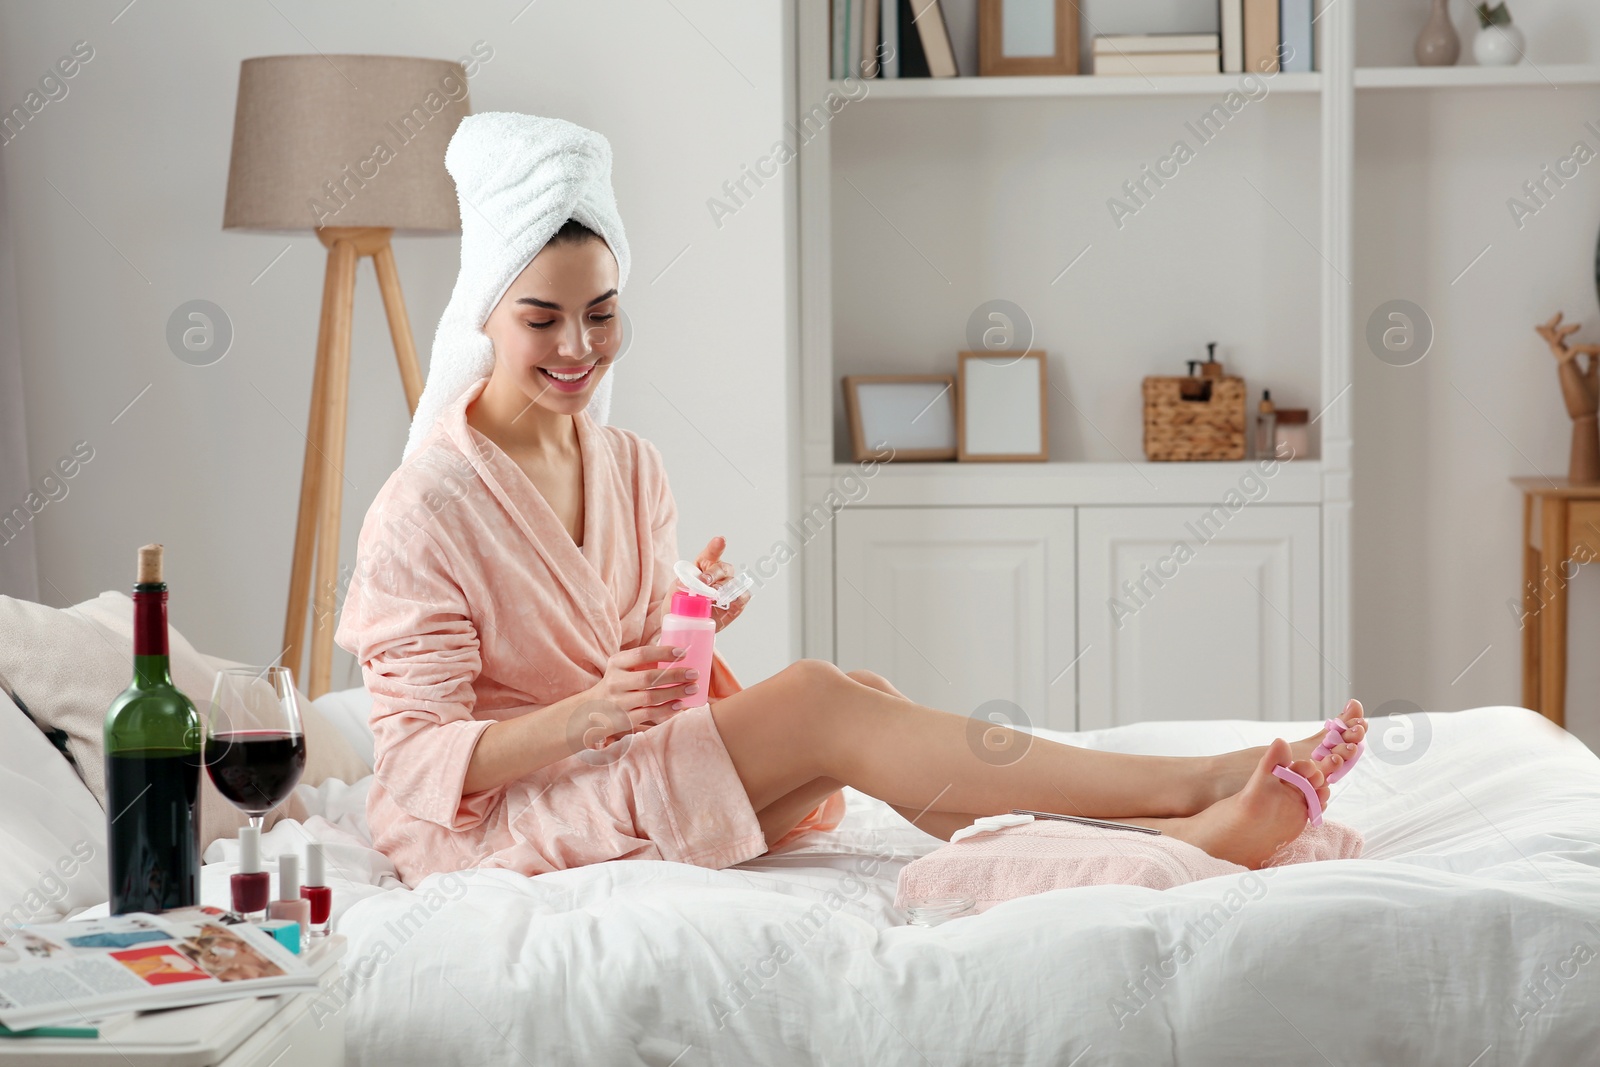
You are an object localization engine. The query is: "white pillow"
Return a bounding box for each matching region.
[310,687,376,774]
[0,690,109,924]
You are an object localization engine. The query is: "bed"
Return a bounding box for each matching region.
[176,699,1600,1066]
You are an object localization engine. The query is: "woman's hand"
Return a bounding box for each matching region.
[578,645,700,746]
[694,535,751,632]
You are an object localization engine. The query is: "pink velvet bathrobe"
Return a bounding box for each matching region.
[336,379,843,885]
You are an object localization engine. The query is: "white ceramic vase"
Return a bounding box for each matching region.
[1474,23,1525,66]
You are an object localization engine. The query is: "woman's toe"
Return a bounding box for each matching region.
[1288,758,1327,803]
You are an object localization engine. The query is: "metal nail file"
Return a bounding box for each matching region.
[1009,809,1163,835]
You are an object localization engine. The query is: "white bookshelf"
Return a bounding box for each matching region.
[795,3,1356,718]
[1355,63,1600,90]
[830,72,1323,99]
[822,459,1325,508]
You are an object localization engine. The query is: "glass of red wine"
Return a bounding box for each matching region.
[204,666,307,833]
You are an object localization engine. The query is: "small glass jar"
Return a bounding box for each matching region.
[1273,409,1310,460]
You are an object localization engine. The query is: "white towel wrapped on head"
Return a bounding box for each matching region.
[404,111,631,459]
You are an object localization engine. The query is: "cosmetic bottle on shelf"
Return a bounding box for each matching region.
[1254,390,1277,459]
[230,825,270,921]
[301,841,332,939]
[268,852,310,939]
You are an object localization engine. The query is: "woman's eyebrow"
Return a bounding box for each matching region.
[514,288,618,312]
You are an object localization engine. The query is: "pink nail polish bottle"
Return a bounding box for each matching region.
[268,852,310,939]
[229,825,269,921]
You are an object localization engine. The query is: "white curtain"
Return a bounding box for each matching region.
[0,160,39,601]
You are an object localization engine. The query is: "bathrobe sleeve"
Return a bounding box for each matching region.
[640,440,743,701]
[338,527,500,832]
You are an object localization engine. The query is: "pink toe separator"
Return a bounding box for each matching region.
[1272,766,1324,827]
[1311,716,1365,785]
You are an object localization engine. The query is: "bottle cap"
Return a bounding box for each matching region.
[306,841,325,886]
[238,826,260,874]
[670,589,713,619]
[277,853,300,900]
[672,559,753,610]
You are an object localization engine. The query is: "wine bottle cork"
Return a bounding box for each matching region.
[136,544,163,584]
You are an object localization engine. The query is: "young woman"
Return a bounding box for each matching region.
[337,115,1367,888]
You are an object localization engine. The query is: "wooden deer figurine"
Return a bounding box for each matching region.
[1536,312,1600,483]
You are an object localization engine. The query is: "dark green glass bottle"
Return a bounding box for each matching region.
[104,544,201,914]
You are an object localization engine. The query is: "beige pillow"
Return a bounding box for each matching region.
[0,591,370,850]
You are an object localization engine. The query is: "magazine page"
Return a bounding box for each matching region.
[0,907,317,1031]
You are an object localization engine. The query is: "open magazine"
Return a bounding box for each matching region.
[0,906,318,1032]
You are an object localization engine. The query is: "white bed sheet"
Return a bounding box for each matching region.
[193,706,1600,1066]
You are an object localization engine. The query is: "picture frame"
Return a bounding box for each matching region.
[978,0,1080,76]
[957,351,1049,462]
[842,374,958,463]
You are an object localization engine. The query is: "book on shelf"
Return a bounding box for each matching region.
[836,0,958,79]
[832,0,874,78]
[1094,51,1223,76]
[939,0,979,76]
[1220,0,1244,73]
[1093,34,1220,55]
[0,907,318,1033]
[909,0,959,77]
[881,0,900,76]
[861,0,881,77]
[1243,0,1280,73]
[1279,0,1313,73]
[897,0,932,77]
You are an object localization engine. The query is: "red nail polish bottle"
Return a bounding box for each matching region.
[230,826,270,921]
[301,841,332,939]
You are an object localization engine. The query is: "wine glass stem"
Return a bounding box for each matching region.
[249,815,265,836]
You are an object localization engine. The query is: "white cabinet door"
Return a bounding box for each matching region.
[834,507,1076,731]
[1077,505,1321,729]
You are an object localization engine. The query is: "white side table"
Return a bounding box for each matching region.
[0,936,346,1067]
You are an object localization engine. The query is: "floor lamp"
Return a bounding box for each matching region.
[223,55,471,697]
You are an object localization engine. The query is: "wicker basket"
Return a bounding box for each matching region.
[1142,375,1247,461]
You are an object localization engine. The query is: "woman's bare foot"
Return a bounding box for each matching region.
[1168,740,1328,870]
[1204,699,1367,806]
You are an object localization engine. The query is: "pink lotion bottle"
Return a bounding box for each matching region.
[657,560,753,709]
[660,590,715,707]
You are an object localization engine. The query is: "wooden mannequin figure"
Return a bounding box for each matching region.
[1535,312,1600,483]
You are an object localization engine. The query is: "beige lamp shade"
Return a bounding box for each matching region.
[223,54,470,235]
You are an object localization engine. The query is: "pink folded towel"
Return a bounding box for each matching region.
[895,819,1364,914]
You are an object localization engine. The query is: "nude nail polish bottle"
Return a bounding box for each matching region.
[268,852,310,939]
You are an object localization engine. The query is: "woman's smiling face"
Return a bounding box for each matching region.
[482,230,622,418]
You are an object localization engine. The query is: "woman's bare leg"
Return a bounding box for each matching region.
[844,670,992,839]
[713,660,1222,822]
[713,661,1341,867]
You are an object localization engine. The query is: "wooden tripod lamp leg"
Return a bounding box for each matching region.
[282,243,344,682]
[283,227,419,697]
[372,239,425,416]
[306,238,359,699]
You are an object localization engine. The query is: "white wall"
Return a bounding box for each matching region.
[1353,3,1600,751]
[0,1,800,688]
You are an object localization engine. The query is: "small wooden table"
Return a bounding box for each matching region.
[1516,477,1600,727]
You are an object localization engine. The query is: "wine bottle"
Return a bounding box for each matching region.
[104,544,201,914]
